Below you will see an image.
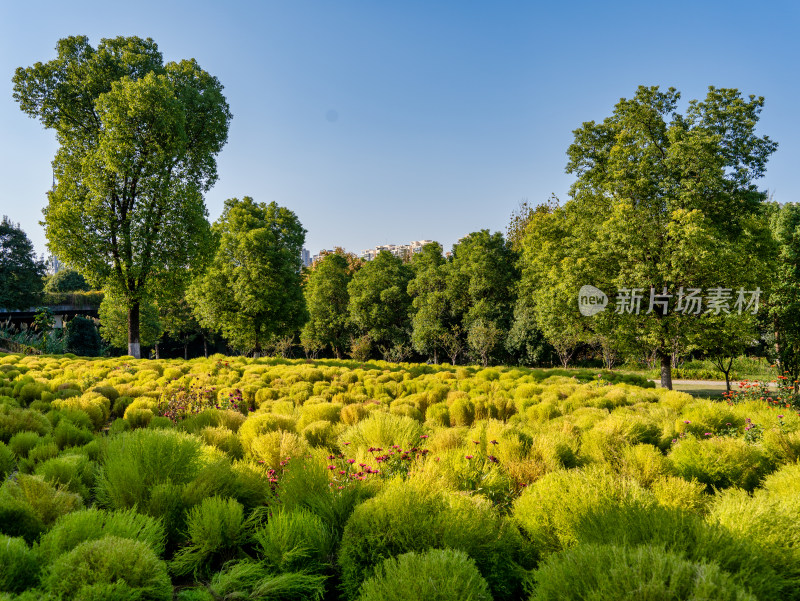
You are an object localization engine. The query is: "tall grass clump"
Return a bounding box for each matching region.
[171,496,248,577]
[95,428,204,510]
[206,561,327,601]
[528,544,756,601]
[45,536,172,601]
[338,412,424,453]
[253,507,334,574]
[357,549,492,601]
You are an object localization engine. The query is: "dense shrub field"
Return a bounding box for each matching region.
[0,352,798,600]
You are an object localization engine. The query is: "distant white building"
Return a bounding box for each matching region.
[45,254,63,275]
[359,240,436,261]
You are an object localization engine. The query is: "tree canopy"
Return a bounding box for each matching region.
[521,86,776,387]
[0,217,44,310]
[13,36,231,357]
[188,197,307,356]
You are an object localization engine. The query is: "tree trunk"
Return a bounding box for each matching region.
[660,352,673,390]
[154,342,160,360]
[184,343,188,360]
[203,335,208,358]
[128,300,141,359]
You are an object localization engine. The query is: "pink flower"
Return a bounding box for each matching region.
[465,455,474,460]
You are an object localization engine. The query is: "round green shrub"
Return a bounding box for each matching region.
[0,535,39,593]
[38,507,166,562]
[512,466,651,555]
[0,442,14,480]
[8,431,41,458]
[528,543,756,601]
[357,548,492,601]
[339,478,529,601]
[669,435,773,492]
[45,536,172,601]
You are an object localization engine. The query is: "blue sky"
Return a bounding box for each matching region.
[1,0,798,258]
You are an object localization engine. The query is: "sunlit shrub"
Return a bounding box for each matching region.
[0,405,51,442]
[339,411,424,453]
[38,507,166,562]
[339,478,529,601]
[528,544,756,601]
[512,466,651,555]
[8,431,41,458]
[358,548,492,601]
[45,536,172,601]
[669,435,773,492]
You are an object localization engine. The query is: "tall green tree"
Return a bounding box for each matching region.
[44,268,91,293]
[348,250,412,355]
[301,252,356,358]
[528,86,776,388]
[0,217,44,310]
[188,197,307,357]
[13,36,231,358]
[446,230,518,365]
[768,202,800,388]
[407,242,450,363]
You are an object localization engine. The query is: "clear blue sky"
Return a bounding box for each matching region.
[1,0,798,258]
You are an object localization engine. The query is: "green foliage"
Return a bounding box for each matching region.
[669,435,773,492]
[0,216,44,310]
[44,268,90,293]
[14,35,230,358]
[0,535,39,593]
[357,548,492,601]
[512,466,651,555]
[0,442,14,479]
[34,453,95,498]
[529,544,756,601]
[38,507,166,562]
[45,536,172,601]
[64,316,103,357]
[338,411,424,453]
[338,478,529,601]
[171,496,247,576]
[207,561,327,601]
[303,252,356,358]
[0,474,82,541]
[188,197,307,356]
[347,251,412,349]
[253,508,333,574]
[0,405,51,442]
[99,291,163,349]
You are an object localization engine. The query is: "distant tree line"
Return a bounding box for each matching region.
[7,34,800,389]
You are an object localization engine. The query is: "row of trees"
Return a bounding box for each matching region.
[10,35,800,389]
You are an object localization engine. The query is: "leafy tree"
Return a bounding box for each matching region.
[407,242,450,363]
[767,202,800,388]
[64,316,102,357]
[525,86,776,387]
[0,216,44,310]
[13,36,231,357]
[98,290,162,351]
[348,250,412,352]
[467,319,502,367]
[188,197,307,357]
[44,268,90,293]
[301,252,355,358]
[446,231,518,364]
